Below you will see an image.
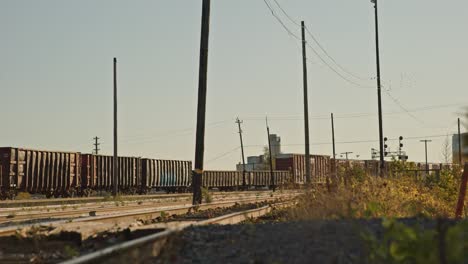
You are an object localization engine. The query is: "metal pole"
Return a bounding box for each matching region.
[301,21,311,184]
[331,113,336,158]
[113,58,118,196]
[266,117,275,191]
[236,117,246,189]
[458,118,462,165]
[372,0,385,177]
[193,0,211,205]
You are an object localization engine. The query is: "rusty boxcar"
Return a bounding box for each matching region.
[0,147,81,199]
[81,154,142,195]
[203,170,242,191]
[250,170,291,187]
[275,154,331,184]
[141,159,192,193]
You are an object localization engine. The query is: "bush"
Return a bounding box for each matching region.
[16,192,31,200]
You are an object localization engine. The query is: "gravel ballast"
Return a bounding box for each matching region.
[155,218,463,264]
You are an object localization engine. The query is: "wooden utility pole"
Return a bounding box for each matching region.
[331,113,336,175]
[266,117,275,191]
[193,0,211,205]
[458,118,462,165]
[371,0,385,177]
[455,162,468,218]
[420,139,432,174]
[236,118,246,189]
[113,58,118,196]
[301,21,311,184]
[331,113,336,159]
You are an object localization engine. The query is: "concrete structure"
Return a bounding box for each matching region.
[236,135,282,171]
[269,134,281,158]
[453,132,468,164]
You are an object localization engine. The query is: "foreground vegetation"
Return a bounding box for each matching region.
[272,161,468,263]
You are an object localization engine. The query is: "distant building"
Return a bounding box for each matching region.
[236,134,282,171]
[269,134,281,158]
[452,132,468,164]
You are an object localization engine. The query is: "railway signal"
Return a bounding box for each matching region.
[384,137,388,157]
[93,137,100,155]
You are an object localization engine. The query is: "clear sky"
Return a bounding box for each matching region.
[1,0,467,169]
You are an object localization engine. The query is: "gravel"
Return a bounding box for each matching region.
[153,218,462,264]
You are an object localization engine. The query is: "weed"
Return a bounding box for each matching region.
[16,192,31,200]
[201,187,212,203]
[64,245,79,258]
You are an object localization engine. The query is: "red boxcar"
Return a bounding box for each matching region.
[81,154,141,194]
[275,154,331,184]
[0,147,81,199]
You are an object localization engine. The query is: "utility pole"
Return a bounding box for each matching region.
[193,0,211,205]
[266,117,275,191]
[93,137,100,155]
[341,152,353,161]
[301,21,311,185]
[331,113,336,175]
[458,118,462,165]
[331,113,336,159]
[371,0,385,177]
[420,140,432,174]
[113,57,118,196]
[236,117,246,189]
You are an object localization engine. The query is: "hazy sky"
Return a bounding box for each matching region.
[1,0,467,169]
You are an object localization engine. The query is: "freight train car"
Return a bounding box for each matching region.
[275,154,331,184]
[203,170,242,191]
[142,159,192,193]
[202,170,292,190]
[250,170,291,188]
[0,147,81,199]
[81,154,142,195]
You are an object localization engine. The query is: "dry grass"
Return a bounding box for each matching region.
[286,173,459,220]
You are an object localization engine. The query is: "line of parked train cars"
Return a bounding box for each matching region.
[0,147,331,199]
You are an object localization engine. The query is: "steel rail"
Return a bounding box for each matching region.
[0,193,298,237]
[61,202,292,264]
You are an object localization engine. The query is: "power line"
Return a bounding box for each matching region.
[271,0,300,26]
[206,146,241,163]
[305,41,374,89]
[240,102,466,121]
[262,0,300,40]
[304,26,370,81]
[383,90,426,125]
[262,0,372,88]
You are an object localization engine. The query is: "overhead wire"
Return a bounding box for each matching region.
[263,0,372,87]
[262,0,300,40]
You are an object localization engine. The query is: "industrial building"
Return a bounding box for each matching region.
[452,132,468,164]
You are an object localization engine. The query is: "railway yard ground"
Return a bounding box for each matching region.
[0,189,298,263]
[1,165,467,264]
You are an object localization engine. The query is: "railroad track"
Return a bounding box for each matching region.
[0,192,299,237]
[0,190,278,208]
[61,201,294,264]
[0,191,299,225]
